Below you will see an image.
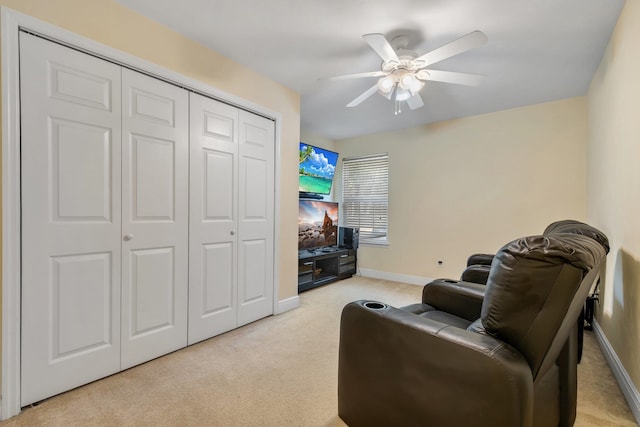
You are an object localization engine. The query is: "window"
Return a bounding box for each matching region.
[341,153,389,244]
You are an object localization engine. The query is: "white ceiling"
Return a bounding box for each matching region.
[115,0,625,140]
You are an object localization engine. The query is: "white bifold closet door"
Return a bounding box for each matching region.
[20,32,123,406]
[120,68,189,369]
[188,93,274,345]
[20,32,189,405]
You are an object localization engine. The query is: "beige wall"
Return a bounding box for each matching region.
[587,0,640,393]
[334,97,588,279]
[0,0,300,303]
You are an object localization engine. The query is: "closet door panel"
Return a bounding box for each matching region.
[188,93,239,344]
[121,68,189,369]
[20,32,122,406]
[240,239,268,302]
[53,119,113,220]
[237,111,275,326]
[130,134,176,220]
[204,149,234,219]
[129,247,175,333]
[202,243,234,313]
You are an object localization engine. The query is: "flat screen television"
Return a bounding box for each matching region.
[298,200,339,250]
[299,142,339,196]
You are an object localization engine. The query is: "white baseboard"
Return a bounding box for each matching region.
[275,295,299,314]
[357,268,432,286]
[592,319,640,424]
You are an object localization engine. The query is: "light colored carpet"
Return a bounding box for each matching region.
[2,277,637,426]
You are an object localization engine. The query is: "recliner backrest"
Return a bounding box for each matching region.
[543,219,610,254]
[474,234,605,378]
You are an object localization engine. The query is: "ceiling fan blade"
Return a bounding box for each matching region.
[416,69,485,86]
[406,93,424,110]
[363,33,399,64]
[346,84,379,107]
[415,30,487,68]
[325,71,387,81]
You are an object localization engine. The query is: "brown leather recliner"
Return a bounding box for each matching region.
[459,220,610,363]
[338,233,606,427]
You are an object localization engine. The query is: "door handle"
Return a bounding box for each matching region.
[230,230,236,236]
[123,233,134,241]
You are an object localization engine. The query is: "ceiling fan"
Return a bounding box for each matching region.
[328,30,488,114]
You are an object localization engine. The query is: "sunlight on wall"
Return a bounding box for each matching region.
[609,249,626,314]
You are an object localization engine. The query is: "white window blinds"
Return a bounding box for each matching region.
[341,153,389,244]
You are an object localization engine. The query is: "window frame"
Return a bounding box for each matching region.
[341,153,389,245]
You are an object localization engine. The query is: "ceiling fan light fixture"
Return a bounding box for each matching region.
[399,72,425,95]
[399,72,416,88]
[410,80,425,95]
[377,75,395,95]
[395,87,411,102]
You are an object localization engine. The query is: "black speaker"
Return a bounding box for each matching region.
[339,227,359,249]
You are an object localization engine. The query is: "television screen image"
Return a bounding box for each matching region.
[299,143,339,195]
[298,200,339,250]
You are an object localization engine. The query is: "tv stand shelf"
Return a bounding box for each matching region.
[298,248,357,293]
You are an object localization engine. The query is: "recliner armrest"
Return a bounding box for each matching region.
[467,253,495,266]
[460,264,491,285]
[421,279,486,321]
[338,300,533,427]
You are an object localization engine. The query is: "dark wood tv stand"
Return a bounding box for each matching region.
[298,247,357,292]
